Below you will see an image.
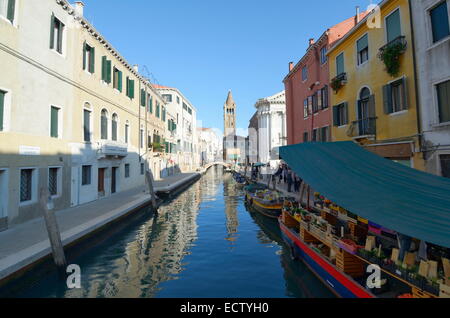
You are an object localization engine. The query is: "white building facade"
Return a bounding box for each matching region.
[411,0,450,177]
[254,91,287,167]
[197,128,222,165]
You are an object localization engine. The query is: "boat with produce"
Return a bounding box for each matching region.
[232,172,247,189]
[244,185,286,219]
[278,142,450,298]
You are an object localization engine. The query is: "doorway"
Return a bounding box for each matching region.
[111,167,118,194]
[0,169,8,230]
[98,168,106,197]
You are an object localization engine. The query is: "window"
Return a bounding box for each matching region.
[303,132,309,143]
[333,102,348,126]
[336,53,345,75]
[83,43,95,74]
[303,99,309,118]
[0,90,5,131]
[156,103,160,118]
[147,133,152,148]
[113,67,122,92]
[320,126,330,142]
[437,80,450,123]
[20,169,33,202]
[312,93,319,113]
[163,94,172,102]
[183,102,188,111]
[0,0,16,24]
[188,107,192,115]
[440,155,450,178]
[125,122,129,144]
[140,163,145,175]
[386,8,401,43]
[302,66,308,81]
[320,46,327,65]
[50,14,64,54]
[162,107,166,122]
[383,78,408,114]
[148,95,153,113]
[126,77,135,99]
[48,167,59,196]
[140,128,144,148]
[125,164,130,178]
[101,109,108,140]
[357,34,369,65]
[112,114,118,141]
[102,56,112,84]
[312,128,318,142]
[177,96,180,104]
[81,165,91,186]
[50,106,59,138]
[321,86,329,109]
[83,109,91,142]
[430,1,450,43]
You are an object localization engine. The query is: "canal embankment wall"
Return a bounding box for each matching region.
[0,169,215,285]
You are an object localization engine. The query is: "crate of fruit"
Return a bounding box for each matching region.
[337,239,362,255]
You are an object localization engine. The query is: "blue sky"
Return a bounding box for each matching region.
[81,0,371,134]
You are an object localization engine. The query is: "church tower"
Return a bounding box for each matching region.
[224,90,236,136]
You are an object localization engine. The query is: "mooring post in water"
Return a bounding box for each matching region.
[39,187,67,270]
[145,169,157,210]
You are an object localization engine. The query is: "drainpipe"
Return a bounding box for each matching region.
[408,0,424,162]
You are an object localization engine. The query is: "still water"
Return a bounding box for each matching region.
[9,167,333,298]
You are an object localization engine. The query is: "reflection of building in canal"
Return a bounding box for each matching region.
[68,181,202,298]
[223,174,239,243]
[201,166,223,198]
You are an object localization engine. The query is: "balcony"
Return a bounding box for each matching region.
[378,36,407,77]
[330,73,347,93]
[151,142,165,153]
[378,35,407,56]
[98,141,128,158]
[351,117,377,139]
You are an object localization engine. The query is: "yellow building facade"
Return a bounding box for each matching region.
[328,0,424,170]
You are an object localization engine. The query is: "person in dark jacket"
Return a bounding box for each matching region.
[286,169,293,193]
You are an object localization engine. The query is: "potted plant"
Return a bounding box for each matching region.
[378,40,407,77]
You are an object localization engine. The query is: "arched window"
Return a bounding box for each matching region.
[101,109,108,140]
[112,113,118,141]
[360,87,371,100]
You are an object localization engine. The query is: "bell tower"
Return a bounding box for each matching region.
[224,90,236,136]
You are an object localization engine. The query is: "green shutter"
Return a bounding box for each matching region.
[106,60,112,84]
[336,53,344,75]
[7,0,16,23]
[57,20,64,53]
[386,9,401,43]
[130,80,135,99]
[102,56,107,81]
[82,41,87,70]
[50,107,58,138]
[89,46,95,73]
[383,84,393,114]
[149,96,153,113]
[402,77,408,109]
[357,34,368,52]
[333,105,339,126]
[141,89,146,106]
[162,107,166,121]
[344,102,349,125]
[118,70,123,92]
[0,91,4,131]
[50,13,55,49]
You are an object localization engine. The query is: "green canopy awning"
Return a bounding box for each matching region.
[280,141,450,248]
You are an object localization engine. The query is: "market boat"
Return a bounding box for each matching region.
[232,172,247,189]
[244,185,285,219]
[277,141,450,299]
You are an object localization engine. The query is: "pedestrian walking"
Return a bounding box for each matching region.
[294,173,302,192]
[287,169,293,193]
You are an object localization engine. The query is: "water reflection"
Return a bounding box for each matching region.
[10,166,333,298]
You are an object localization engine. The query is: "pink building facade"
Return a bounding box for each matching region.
[284,13,366,145]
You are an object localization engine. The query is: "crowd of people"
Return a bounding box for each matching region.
[249,162,303,194]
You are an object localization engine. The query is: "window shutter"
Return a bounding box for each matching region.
[50,13,55,49]
[130,80,135,99]
[7,0,16,23]
[383,84,393,114]
[386,9,401,43]
[333,106,339,126]
[50,107,58,138]
[118,71,123,92]
[89,46,95,73]
[323,86,329,108]
[141,89,146,106]
[357,34,368,52]
[149,96,153,113]
[106,60,112,84]
[83,110,90,142]
[344,102,349,125]
[317,89,322,110]
[57,20,64,53]
[0,91,4,131]
[102,56,107,81]
[402,77,409,109]
[368,95,376,117]
[82,41,87,70]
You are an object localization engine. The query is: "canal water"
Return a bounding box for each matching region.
[7,167,333,298]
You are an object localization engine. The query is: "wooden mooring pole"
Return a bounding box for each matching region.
[39,187,67,271]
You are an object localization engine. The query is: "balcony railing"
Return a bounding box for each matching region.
[352,117,377,137]
[98,141,128,158]
[331,73,347,93]
[379,35,407,55]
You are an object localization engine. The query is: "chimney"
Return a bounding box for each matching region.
[133,65,139,72]
[309,38,315,46]
[355,6,360,24]
[74,1,84,18]
[289,62,294,72]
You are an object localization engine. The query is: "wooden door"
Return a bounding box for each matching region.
[98,168,105,195]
